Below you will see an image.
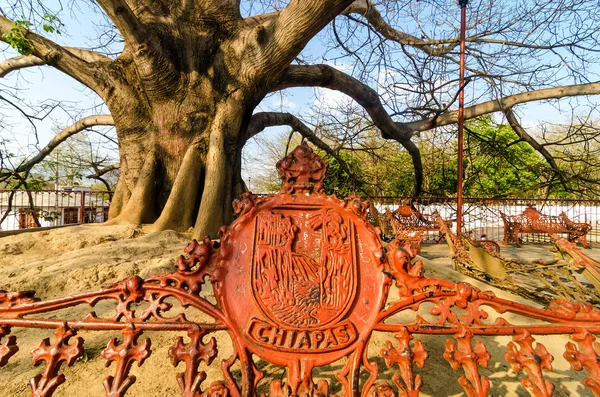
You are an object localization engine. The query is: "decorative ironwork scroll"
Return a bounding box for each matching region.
[500,206,591,248]
[1,143,600,396]
[440,215,600,306]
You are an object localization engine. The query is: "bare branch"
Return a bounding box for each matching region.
[253,0,353,77]
[344,1,595,55]
[87,163,120,179]
[0,16,110,92]
[276,65,411,138]
[342,0,458,56]
[504,108,568,187]
[402,82,600,134]
[247,111,365,193]
[274,64,423,194]
[0,54,45,78]
[64,48,112,63]
[0,47,111,79]
[244,11,278,28]
[13,114,114,174]
[94,0,148,45]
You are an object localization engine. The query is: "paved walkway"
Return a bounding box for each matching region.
[421,240,600,263]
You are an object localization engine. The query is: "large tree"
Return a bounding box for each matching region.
[1,0,599,237]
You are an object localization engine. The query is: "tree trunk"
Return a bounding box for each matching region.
[91,3,354,237]
[106,95,248,238]
[193,97,245,238]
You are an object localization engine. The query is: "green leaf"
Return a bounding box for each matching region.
[14,20,32,29]
[42,13,63,36]
[2,21,34,56]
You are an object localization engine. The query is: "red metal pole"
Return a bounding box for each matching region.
[79,190,86,224]
[457,0,468,235]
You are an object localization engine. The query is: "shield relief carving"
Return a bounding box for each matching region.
[218,144,389,367]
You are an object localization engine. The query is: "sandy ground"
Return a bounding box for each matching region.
[0,225,596,396]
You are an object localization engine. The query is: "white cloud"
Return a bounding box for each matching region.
[271,95,297,110]
[313,87,353,109]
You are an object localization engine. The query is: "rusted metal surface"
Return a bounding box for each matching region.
[505,331,554,397]
[367,201,393,237]
[564,330,600,396]
[385,203,452,244]
[440,215,600,305]
[501,205,592,248]
[456,0,468,236]
[554,237,600,291]
[1,144,600,396]
[443,330,490,397]
[0,189,112,231]
[380,327,427,396]
[101,327,152,396]
[30,325,85,397]
[367,196,599,245]
[385,210,426,254]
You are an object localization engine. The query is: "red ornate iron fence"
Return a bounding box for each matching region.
[1,145,600,396]
[0,189,112,231]
[368,196,600,245]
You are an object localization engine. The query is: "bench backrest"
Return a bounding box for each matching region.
[502,206,570,229]
[1,144,600,397]
[391,203,437,229]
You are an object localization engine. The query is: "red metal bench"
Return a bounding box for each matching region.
[385,208,426,254]
[438,214,600,305]
[501,205,591,248]
[1,144,600,397]
[387,202,452,243]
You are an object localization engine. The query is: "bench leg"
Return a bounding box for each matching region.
[503,227,511,245]
[514,229,522,248]
[568,233,590,249]
[436,232,445,243]
[582,238,591,249]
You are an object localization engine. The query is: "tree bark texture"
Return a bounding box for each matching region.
[37,0,355,238]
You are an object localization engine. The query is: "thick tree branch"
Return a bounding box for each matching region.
[65,48,112,63]
[13,114,114,174]
[274,67,600,195]
[0,49,111,79]
[274,64,423,194]
[247,112,327,152]
[249,0,353,80]
[276,0,354,50]
[0,16,109,92]
[95,0,148,45]
[504,108,568,187]
[247,111,366,193]
[401,82,600,134]
[244,11,278,28]
[93,1,177,100]
[342,0,457,56]
[247,112,328,149]
[276,65,412,138]
[0,54,45,78]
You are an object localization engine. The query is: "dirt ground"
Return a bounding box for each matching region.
[0,225,596,396]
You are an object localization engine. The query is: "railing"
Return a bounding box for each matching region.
[2,145,600,396]
[0,189,112,231]
[368,196,600,244]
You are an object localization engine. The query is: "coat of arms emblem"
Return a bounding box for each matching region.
[218,144,387,359]
[252,207,356,328]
